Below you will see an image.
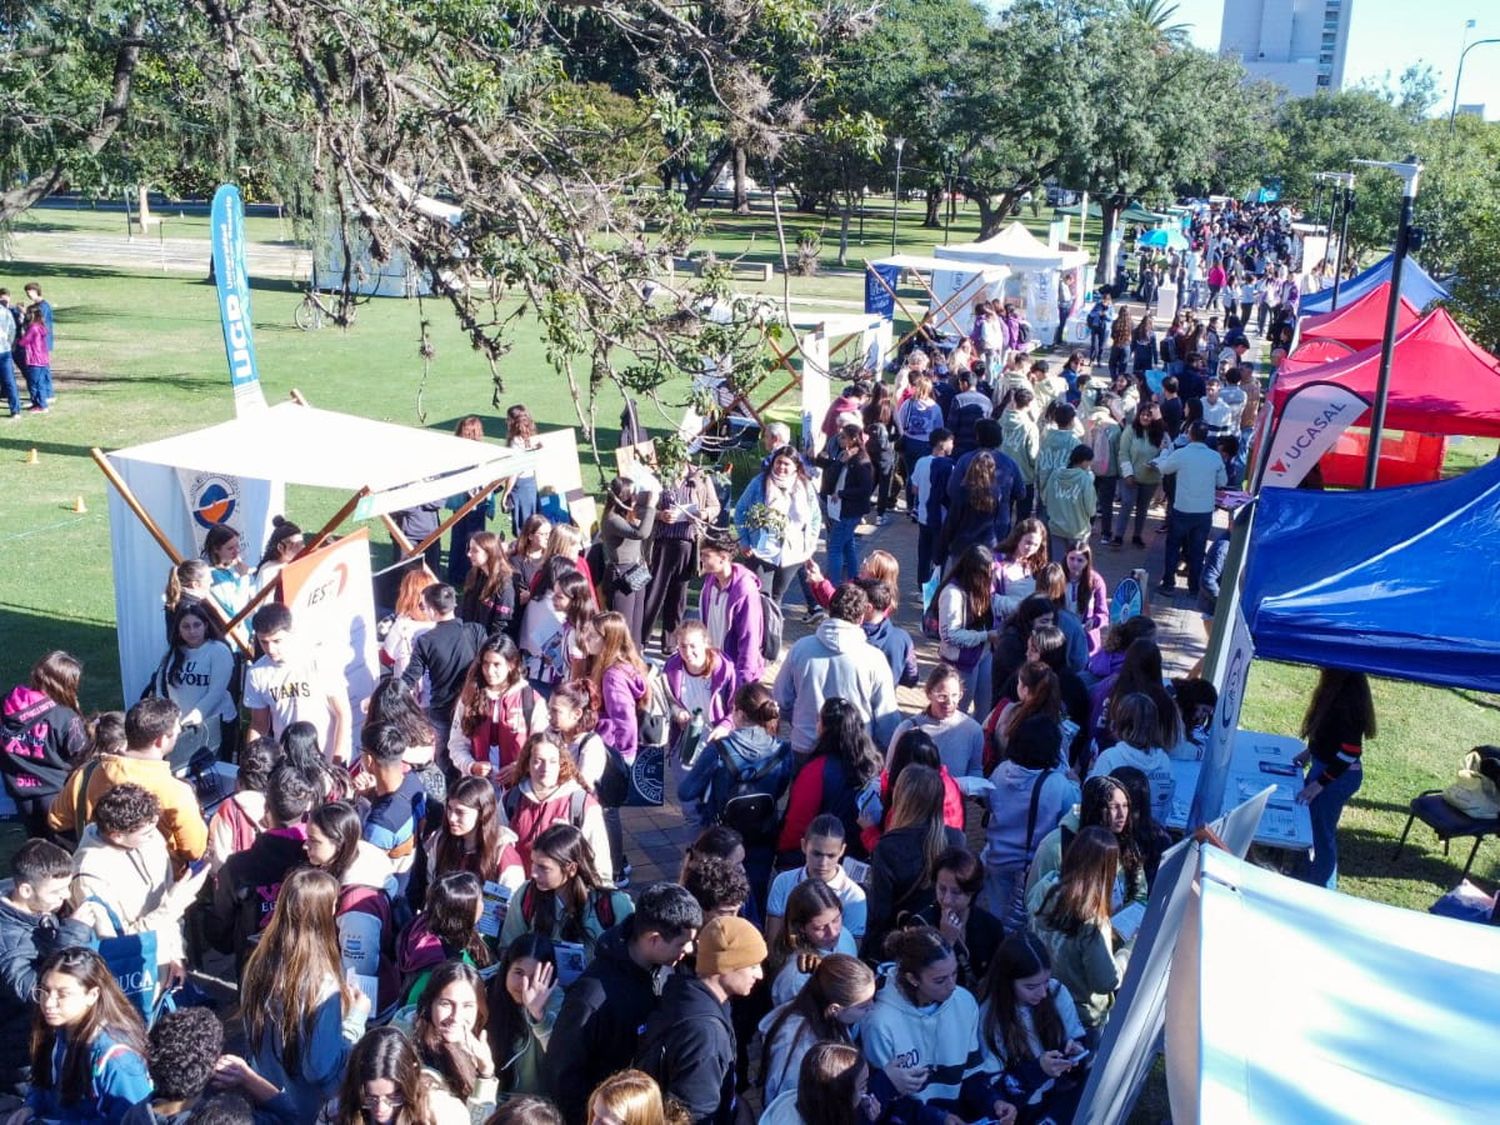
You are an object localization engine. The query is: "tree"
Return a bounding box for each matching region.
[781,109,884,264]
[1123,0,1190,45]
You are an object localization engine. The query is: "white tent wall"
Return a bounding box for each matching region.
[106,455,281,702]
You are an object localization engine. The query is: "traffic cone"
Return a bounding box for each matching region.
[25,448,38,465]
[72,495,88,514]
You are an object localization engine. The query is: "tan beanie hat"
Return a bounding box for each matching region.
[696,916,768,975]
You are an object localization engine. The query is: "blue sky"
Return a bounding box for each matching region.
[1171,0,1500,119]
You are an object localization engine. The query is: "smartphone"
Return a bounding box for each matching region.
[1061,1048,1091,1067]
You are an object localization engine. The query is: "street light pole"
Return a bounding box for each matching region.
[1354,158,1423,490]
[1331,174,1355,309]
[1449,34,1500,133]
[890,137,906,256]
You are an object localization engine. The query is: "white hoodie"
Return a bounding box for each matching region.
[1089,741,1175,823]
[773,618,900,754]
[861,969,983,1111]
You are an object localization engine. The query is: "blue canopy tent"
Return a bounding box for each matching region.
[1301,253,1449,314]
[1240,456,1500,690]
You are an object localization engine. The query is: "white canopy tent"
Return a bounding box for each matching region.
[930,222,1090,340]
[104,402,544,699]
[1166,850,1500,1123]
[865,255,1010,351]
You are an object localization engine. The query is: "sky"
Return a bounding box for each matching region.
[1170,0,1500,119]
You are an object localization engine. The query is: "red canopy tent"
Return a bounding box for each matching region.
[1278,337,1357,376]
[1296,282,1421,352]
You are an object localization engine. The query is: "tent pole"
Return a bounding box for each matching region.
[401,479,507,564]
[381,516,417,556]
[1362,160,1422,490]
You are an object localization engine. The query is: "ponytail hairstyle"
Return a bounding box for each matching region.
[30,651,82,714]
[770,878,843,973]
[758,954,874,1097]
[883,926,953,1004]
[257,516,304,573]
[732,682,779,735]
[422,871,494,968]
[979,931,1068,1066]
[163,558,210,614]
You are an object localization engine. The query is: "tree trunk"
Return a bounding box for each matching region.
[1095,197,1125,288]
[972,194,998,239]
[683,144,732,211]
[923,186,941,228]
[732,146,750,214]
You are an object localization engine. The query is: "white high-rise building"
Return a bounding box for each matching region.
[1220,0,1354,96]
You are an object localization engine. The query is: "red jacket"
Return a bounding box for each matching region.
[858,767,966,855]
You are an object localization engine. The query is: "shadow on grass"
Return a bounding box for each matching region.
[1337,823,1499,888]
[0,606,123,707]
[0,436,97,461]
[1451,688,1500,713]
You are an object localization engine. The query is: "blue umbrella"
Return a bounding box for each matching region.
[1139,227,1188,251]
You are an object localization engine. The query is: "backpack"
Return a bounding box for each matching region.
[1015,320,1032,345]
[517,880,618,930]
[761,591,785,662]
[1089,422,1115,477]
[1086,303,1104,330]
[1442,746,1500,820]
[715,741,790,844]
[504,785,591,831]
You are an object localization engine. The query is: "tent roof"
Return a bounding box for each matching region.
[933,221,1089,270]
[110,402,537,519]
[1188,849,1500,1122]
[1301,253,1449,314]
[1052,201,1167,224]
[869,254,1009,278]
[1280,338,1358,374]
[1241,455,1500,690]
[1270,308,1500,438]
[1298,282,1420,351]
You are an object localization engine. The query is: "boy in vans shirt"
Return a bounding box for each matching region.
[764,814,867,945]
[360,722,427,898]
[244,603,352,764]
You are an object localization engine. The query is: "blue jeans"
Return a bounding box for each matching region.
[827,516,862,585]
[23,363,51,409]
[0,354,18,415]
[1294,762,1362,889]
[1163,508,1211,592]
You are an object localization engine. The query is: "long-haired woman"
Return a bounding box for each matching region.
[381,568,435,692]
[497,822,632,960]
[502,405,543,537]
[423,775,524,892]
[546,678,607,793]
[502,732,612,874]
[414,960,499,1113]
[762,1042,876,1125]
[242,867,372,1120]
[993,518,1049,611]
[151,601,235,768]
[1293,668,1377,890]
[861,766,966,959]
[580,611,650,885]
[1113,400,1167,547]
[201,525,253,620]
[776,697,883,861]
[757,954,876,1104]
[913,846,1004,991]
[598,476,658,641]
[1026,826,1130,1035]
[397,871,494,1007]
[1090,693,1175,823]
[459,531,516,637]
[818,424,875,587]
[732,444,823,606]
[320,1024,464,1125]
[25,948,151,1121]
[976,932,1089,1122]
[509,514,554,605]
[448,636,547,785]
[585,1071,666,1125]
[1025,773,1147,917]
[1063,540,1110,656]
[934,545,998,720]
[1098,639,1181,754]
[484,933,560,1096]
[2,650,88,836]
[768,879,859,1004]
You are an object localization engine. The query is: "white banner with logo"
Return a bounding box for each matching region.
[174,468,248,554]
[1189,602,1255,826]
[1261,381,1369,489]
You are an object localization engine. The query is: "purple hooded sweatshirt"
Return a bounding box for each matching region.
[663,652,739,728]
[700,563,765,688]
[597,663,647,762]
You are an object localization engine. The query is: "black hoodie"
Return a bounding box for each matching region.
[546,917,672,1124]
[635,975,736,1125]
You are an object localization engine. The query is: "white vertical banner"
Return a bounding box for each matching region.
[174,468,248,554]
[798,329,832,459]
[1261,382,1370,489]
[1189,602,1255,827]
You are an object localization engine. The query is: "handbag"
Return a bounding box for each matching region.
[620,561,652,593]
[89,898,161,1024]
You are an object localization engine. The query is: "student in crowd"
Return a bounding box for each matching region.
[480,936,556,1098]
[241,868,371,1122]
[546,883,704,1124]
[696,534,766,691]
[1089,694,1175,823]
[1063,541,1110,656]
[254,518,305,593]
[1025,827,1131,1038]
[761,1042,876,1125]
[1026,775,1147,919]
[360,723,428,898]
[1151,421,1226,598]
[151,602,236,766]
[913,846,1004,993]
[200,527,254,623]
[634,916,766,1125]
[861,767,967,960]
[502,733,612,877]
[545,679,607,793]
[457,531,517,637]
[0,839,97,1097]
[817,424,875,586]
[397,871,494,1007]
[401,585,487,757]
[1,650,88,837]
[445,416,495,587]
[160,559,214,640]
[768,880,860,1004]
[204,737,276,873]
[934,546,999,722]
[584,1072,666,1125]
[983,716,1078,931]
[766,814,867,948]
[1293,669,1378,890]
[320,1025,465,1125]
[581,611,650,885]
[413,960,501,1114]
[641,458,721,655]
[138,1007,295,1124]
[886,664,985,781]
[976,933,1089,1124]
[246,604,352,765]
[25,948,152,1122]
[856,579,918,692]
[662,622,738,743]
[860,927,983,1125]
[381,568,435,688]
[910,427,955,586]
[497,822,632,960]
[857,730,965,860]
[733,446,823,607]
[682,857,751,924]
[775,699,883,862]
[757,954,876,1105]
[447,636,547,785]
[421,775,524,898]
[1041,445,1097,558]
[598,477,659,641]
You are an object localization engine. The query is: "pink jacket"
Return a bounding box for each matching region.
[17,322,49,367]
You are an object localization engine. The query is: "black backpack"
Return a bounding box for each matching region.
[760,591,784,662]
[716,742,789,844]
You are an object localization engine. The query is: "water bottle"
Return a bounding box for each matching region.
[680,709,707,769]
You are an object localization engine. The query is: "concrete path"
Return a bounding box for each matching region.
[3,229,310,279]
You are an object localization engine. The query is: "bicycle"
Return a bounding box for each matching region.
[293,288,357,331]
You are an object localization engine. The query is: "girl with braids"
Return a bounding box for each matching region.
[484,934,560,1096]
[757,954,876,1104]
[860,766,965,960]
[1025,826,1131,1034]
[768,879,859,1004]
[1026,774,1147,917]
[242,868,372,1121]
[2,650,88,837]
[413,961,499,1113]
[25,948,151,1122]
[496,822,632,961]
[860,927,984,1122]
[458,531,517,637]
[319,1024,463,1125]
[447,636,547,785]
[397,871,494,1006]
[976,933,1088,1123]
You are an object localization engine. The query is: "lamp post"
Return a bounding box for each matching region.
[942,146,956,246]
[1352,158,1423,490]
[1330,173,1355,309]
[1448,26,1499,133]
[889,137,906,255]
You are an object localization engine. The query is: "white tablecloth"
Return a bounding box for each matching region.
[1163,729,1312,851]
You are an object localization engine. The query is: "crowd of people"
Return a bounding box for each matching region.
[1,281,56,417]
[0,199,1377,1125]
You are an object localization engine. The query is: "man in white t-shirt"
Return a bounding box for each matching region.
[765,814,867,944]
[244,603,351,763]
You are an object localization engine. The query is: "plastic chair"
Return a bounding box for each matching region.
[1392,789,1500,879]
